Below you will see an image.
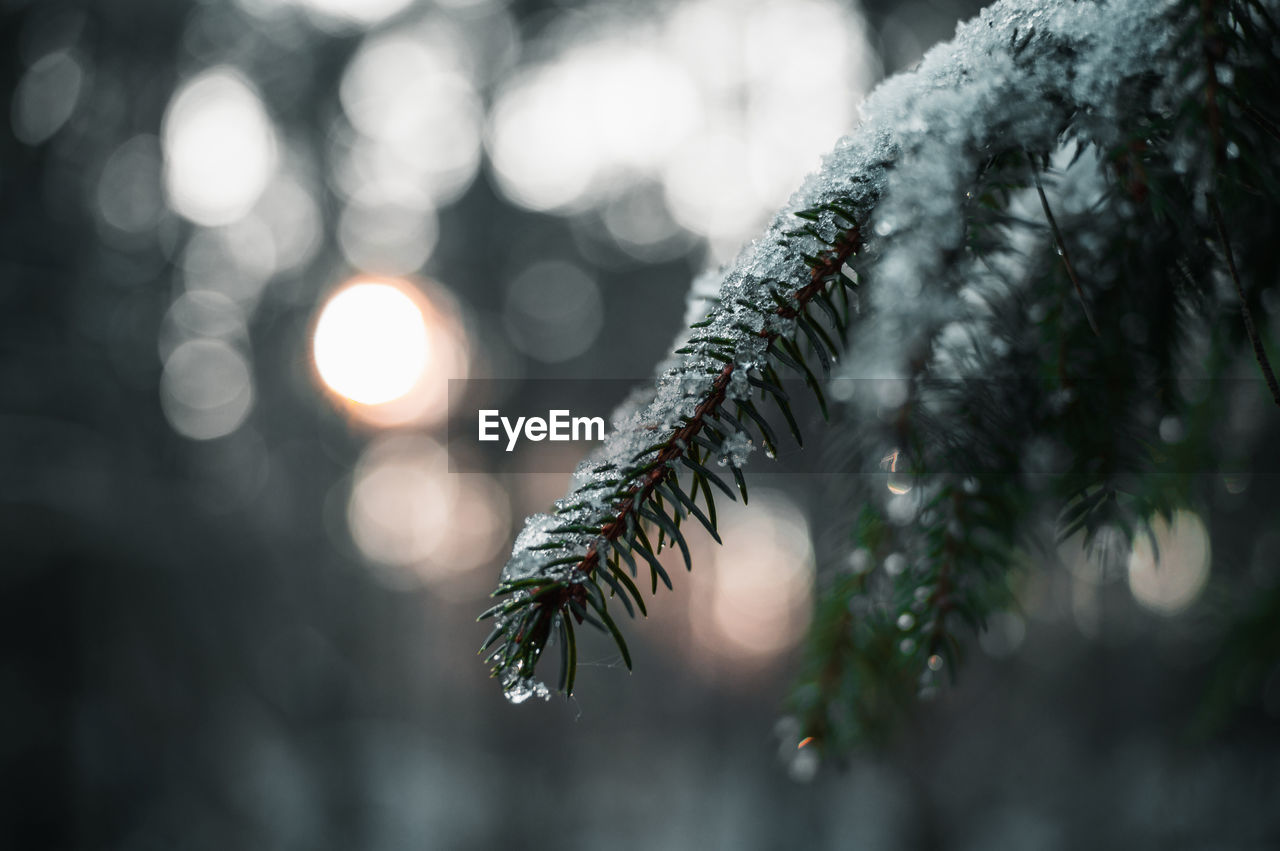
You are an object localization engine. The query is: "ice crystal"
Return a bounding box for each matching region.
[716,430,755,469]
[502,672,551,705]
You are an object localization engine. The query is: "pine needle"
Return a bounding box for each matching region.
[1033,169,1101,338]
[1207,191,1280,407]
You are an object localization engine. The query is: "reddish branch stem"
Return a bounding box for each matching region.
[926,489,961,658]
[1201,0,1227,168]
[550,228,862,610]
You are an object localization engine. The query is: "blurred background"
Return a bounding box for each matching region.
[3,0,1279,847]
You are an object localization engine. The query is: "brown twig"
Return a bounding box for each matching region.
[554,229,862,606]
[925,488,962,662]
[1201,0,1228,168]
[1207,192,1280,407]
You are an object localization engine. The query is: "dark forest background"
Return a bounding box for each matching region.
[2,0,1278,847]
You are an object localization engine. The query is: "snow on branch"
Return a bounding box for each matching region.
[481,0,1192,703]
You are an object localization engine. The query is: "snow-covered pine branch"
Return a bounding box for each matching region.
[480,0,1280,746]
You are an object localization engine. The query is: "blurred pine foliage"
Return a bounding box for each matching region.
[483,0,1280,768]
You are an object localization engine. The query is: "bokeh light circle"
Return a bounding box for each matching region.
[313,281,430,406]
[161,339,255,441]
[1127,510,1212,615]
[162,67,277,227]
